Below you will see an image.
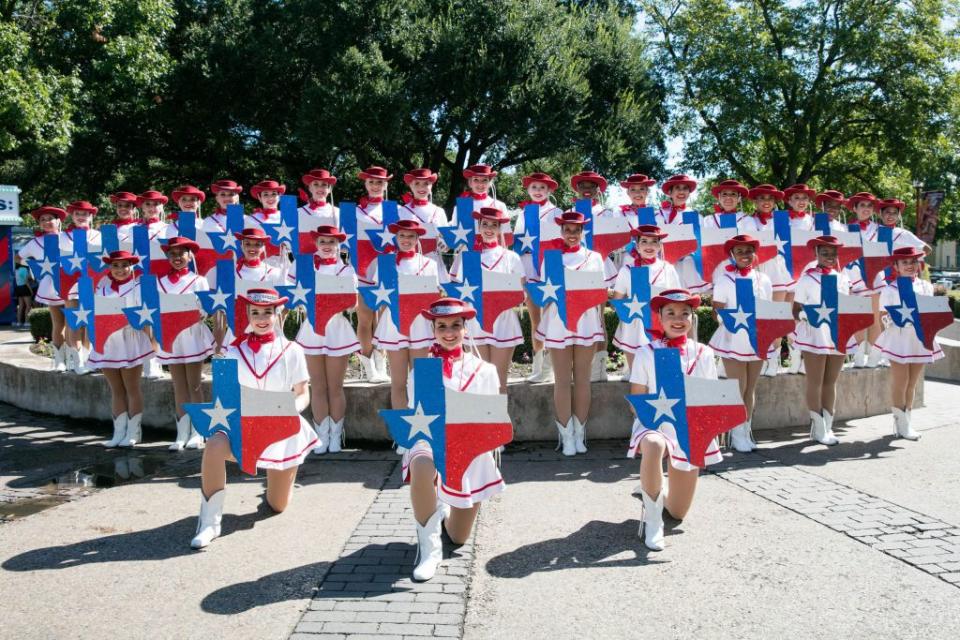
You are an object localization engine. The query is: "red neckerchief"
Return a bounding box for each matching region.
[661,201,685,224]
[630,248,656,266]
[561,243,581,254]
[401,193,430,206]
[315,255,338,267]
[648,329,687,348]
[34,230,55,237]
[167,211,180,222]
[395,249,416,264]
[817,265,836,274]
[297,188,327,209]
[857,219,872,230]
[430,343,463,378]
[473,238,499,251]
[788,210,807,220]
[167,266,189,283]
[460,191,488,201]
[725,262,753,276]
[142,217,160,225]
[519,199,548,207]
[880,223,896,229]
[253,208,278,217]
[358,196,383,208]
[714,204,738,214]
[111,217,136,226]
[109,274,133,293]
[755,211,773,225]
[213,207,226,215]
[236,257,262,272]
[243,331,275,353]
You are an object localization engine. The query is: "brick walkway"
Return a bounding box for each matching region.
[291,462,474,639]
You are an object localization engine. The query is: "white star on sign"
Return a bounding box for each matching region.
[516,232,535,252]
[811,302,834,324]
[729,305,752,329]
[448,225,472,246]
[66,254,85,272]
[72,305,90,325]
[371,282,394,306]
[455,279,478,301]
[288,282,310,305]
[134,305,155,325]
[539,278,562,302]
[273,220,294,242]
[203,397,235,429]
[892,303,914,324]
[209,288,230,309]
[402,402,439,439]
[623,296,646,320]
[376,227,395,247]
[340,232,353,245]
[646,388,680,422]
[38,257,55,276]
[774,237,787,255]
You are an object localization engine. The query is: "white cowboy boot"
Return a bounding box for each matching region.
[191,490,225,549]
[73,345,91,375]
[786,344,803,374]
[852,342,868,368]
[866,343,884,368]
[185,416,204,449]
[573,417,588,454]
[328,418,344,453]
[639,490,665,551]
[412,508,444,581]
[761,353,779,377]
[728,423,754,453]
[590,350,609,382]
[821,410,840,445]
[313,417,331,455]
[716,358,726,378]
[893,407,920,441]
[142,357,162,379]
[51,344,67,372]
[372,349,390,382]
[809,410,832,445]
[119,413,142,447]
[526,349,544,382]
[169,413,191,451]
[556,419,576,457]
[358,353,379,382]
[103,412,128,448]
[64,345,78,373]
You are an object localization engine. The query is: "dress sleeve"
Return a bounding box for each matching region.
[287,344,310,387]
[628,347,653,386]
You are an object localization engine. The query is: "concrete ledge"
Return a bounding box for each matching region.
[0,344,917,442]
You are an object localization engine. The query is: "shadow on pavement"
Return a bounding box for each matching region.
[201,560,331,615]
[484,519,669,578]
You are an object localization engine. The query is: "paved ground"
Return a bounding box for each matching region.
[1,343,959,639]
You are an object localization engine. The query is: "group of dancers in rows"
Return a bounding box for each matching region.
[19,166,942,574]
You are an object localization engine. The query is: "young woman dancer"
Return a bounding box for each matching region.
[166,185,206,235]
[748,184,788,376]
[108,192,140,245]
[137,190,169,241]
[62,200,102,375]
[18,206,69,370]
[657,174,708,294]
[299,168,340,229]
[400,167,447,267]
[204,179,243,235]
[702,179,755,228]
[844,191,883,368]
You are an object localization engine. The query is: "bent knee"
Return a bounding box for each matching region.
[205,433,231,457]
[640,436,667,457]
[410,457,437,481]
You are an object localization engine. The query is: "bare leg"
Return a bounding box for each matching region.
[867,294,882,345]
[890,361,909,410]
[445,504,481,545]
[356,300,376,356]
[820,355,844,413]
[388,349,411,409]
[475,344,492,363]
[102,368,129,417]
[488,346,514,394]
[525,298,542,353]
[49,305,66,347]
[201,432,233,498]
[744,360,763,416]
[120,366,144,416]
[184,362,204,404]
[803,352,826,412]
[169,363,188,417]
[410,456,439,525]
[639,435,667,498]
[550,347,573,423]
[571,345,594,423]
[325,355,349,421]
[409,347,429,364]
[724,358,748,409]
[664,465,700,520]
[772,291,787,303]
[307,354,330,423]
[905,363,925,409]
[265,466,299,513]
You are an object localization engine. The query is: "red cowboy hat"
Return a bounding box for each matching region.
[651,288,701,312]
[310,225,347,242]
[521,172,559,191]
[661,174,697,193]
[877,198,906,213]
[171,185,206,204]
[620,173,656,188]
[711,179,749,199]
[387,219,427,236]
[815,190,846,209]
[30,206,67,221]
[472,207,511,224]
[403,168,439,185]
[233,227,271,242]
[136,190,169,206]
[102,250,141,265]
[421,297,477,321]
[570,171,608,193]
[807,235,844,249]
[109,192,138,205]
[724,234,761,253]
[66,200,98,215]
[554,211,588,226]
[747,184,784,201]
[462,164,498,179]
[631,224,668,239]
[301,168,338,186]
[210,179,243,195]
[238,288,289,308]
[845,192,878,211]
[889,246,925,264]
[161,236,200,254]
[250,180,286,200]
[358,166,394,181]
[783,183,817,200]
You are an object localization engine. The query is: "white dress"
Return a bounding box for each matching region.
[243,210,288,270]
[847,223,927,297]
[512,201,562,280]
[449,245,525,348]
[224,338,317,470]
[17,234,67,306]
[611,258,681,353]
[400,201,448,266]
[756,213,813,293]
[700,211,762,232]
[60,226,103,256]
[287,258,360,357]
[534,247,608,348]
[201,211,230,235]
[368,254,442,351]
[87,277,155,370]
[626,339,724,471]
[874,277,944,364]
[708,267,777,361]
[298,202,340,229]
[154,272,215,365]
[791,268,857,355]
[453,193,512,244]
[657,204,710,294]
[401,351,506,508]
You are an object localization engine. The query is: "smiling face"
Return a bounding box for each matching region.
[115,201,136,220]
[315,235,339,258]
[895,257,921,277]
[730,243,756,269]
[433,316,466,350]
[853,200,875,221]
[627,184,649,206]
[717,189,742,212]
[409,178,433,200]
[669,184,690,206]
[879,206,901,227]
[215,190,239,209]
[822,200,843,219]
[241,238,264,261]
[396,229,419,252]
[307,180,331,202]
[247,305,277,335]
[177,195,200,212]
[468,176,491,195]
[141,199,164,219]
[526,181,551,202]
[561,222,583,247]
[365,178,387,198]
[575,180,600,200]
[257,190,280,209]
[637,235,661,259]
[660,302,693,338]
[787,193,810,212]
[109,259,133,280]
[166,247,191,271]
[754,194,777,214]
[478,217,500,242]
[70,209,93,228]
[816,245,839,269]
[37,213,60,234]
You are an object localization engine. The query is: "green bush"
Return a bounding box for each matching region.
[946,290,960,318]
[28,307,52,342]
